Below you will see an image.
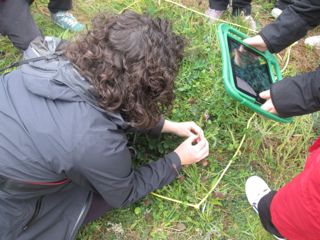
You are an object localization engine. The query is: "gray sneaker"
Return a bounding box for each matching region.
[205,8,224,23]
[305,35,320,49]
[51,11,84,32]
[244,15,257,31]
[271,7,283,19]
[312,111,320,134]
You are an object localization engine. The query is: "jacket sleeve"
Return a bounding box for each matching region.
[259,0,320,53]
[271,68,320,117]
[71,129,181,208]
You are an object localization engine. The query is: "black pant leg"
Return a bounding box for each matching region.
[208,0,229,11]
[48,0,72,14]
[257,191,284,238]
[81,193,113,226]
[275,0,293,10]
[0,0,41,50]
[232,0,252,15]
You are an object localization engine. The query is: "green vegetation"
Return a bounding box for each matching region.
[1,0,317,239]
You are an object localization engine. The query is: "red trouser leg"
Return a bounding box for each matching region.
[270,138,320,240]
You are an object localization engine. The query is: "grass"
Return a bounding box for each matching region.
[1,0,319,239]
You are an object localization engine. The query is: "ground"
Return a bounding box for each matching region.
[1,0,320,239]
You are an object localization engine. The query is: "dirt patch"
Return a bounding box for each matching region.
[180,0,208,10]
[286,39,319,73]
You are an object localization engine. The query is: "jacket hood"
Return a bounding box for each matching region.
[21,36,128,129]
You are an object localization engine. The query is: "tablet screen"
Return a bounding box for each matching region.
[228,37,272,104]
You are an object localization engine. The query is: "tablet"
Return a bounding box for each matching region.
[217,23,292,123]
[228,37,271,104]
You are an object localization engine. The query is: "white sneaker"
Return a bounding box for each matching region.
[244,15,257,31]
[205,8,224,23]
[304,35,320,49]
[271,8,283,18]
[245,176,285,240]
[245,176,271,213]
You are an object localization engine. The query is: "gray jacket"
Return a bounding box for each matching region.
[0,37,181,240]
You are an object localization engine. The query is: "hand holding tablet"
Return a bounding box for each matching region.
[217,24,292,123]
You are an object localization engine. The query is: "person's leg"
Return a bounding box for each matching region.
[232,0,251,16]
[205,0,228,22]
[48,0,72,13]
[246,176,285,239]
[231,0,256,30]
[82,193,113,226]
[48,0,84,32]
[0,0,41,50]
[247,142,320,240]
[257,191,284,239]
[274,0,292,10]
[269,150,320,239]
[208,0,229,11]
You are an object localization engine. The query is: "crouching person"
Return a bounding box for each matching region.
[0,11,209,240]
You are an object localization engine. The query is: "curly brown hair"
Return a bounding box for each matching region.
[64,11,184,129]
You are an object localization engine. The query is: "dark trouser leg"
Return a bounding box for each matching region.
[208,0,229,11]
[0,0,41,50]
[257,191,284,238]
[48,0,72,14]
[82,193,113,226]
[275,0,293,10]
[232,0,252,15]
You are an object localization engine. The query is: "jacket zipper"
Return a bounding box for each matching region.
[69,192,92,239]
[23,196,44,231]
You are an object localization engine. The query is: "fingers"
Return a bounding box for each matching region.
[243,35,268,52]
[243,37,256,46]
[259,90,278,114]
[259,90,271,99]
[166,120,206,142]
[261,99,278,114]
[181,137,209,164]
[175,134,209,164]
[234,49,241,66]
[261,100,271,112]
[196,138,209,160]
[186,134,199,144]
[193,136,207,150]
[189,121,204,138]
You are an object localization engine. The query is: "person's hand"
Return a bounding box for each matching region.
[162,120,204,139]
[243,35,268,52]
[174,135,209,165]
[260,90,278,114]
[234,48,243,67]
